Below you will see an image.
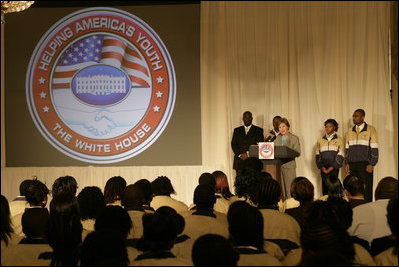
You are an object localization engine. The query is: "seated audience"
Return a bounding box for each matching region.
[1,195,22,251]
[80,230,129,266]
[285,176,314,228]
[227,201,282,266]
[130,206,189,266]
[348,177,398,245]
[299,250,353,266]
[134,179,155,212]
[192,234,239,266]
[373,198,398,266]
[9,179,32,217]
[250,175,301,247]
[104,176,127,206]
[12,178,49,236]
[46,197,82,266]
[343,174,367,208]
[95,205,132,240]
[234,169,262,204]
[77,186,105,239]
[318,174,347,201]
[2,207,51,266]
[279,177,302,212]
[121,184,149,239]
[150,176,188,212]
[213,170,239,213]
[49,175,78,212]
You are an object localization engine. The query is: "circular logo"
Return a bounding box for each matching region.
[26,7,176,164]
[260,143,274,159]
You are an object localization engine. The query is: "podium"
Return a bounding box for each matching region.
[249,145,300,188]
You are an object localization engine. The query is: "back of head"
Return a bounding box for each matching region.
[22,208,49,238]
[291,177,314,204]
[327,197,353,229]
[192,234,239,266]
[80,230,129,266]
[343,175,365,196]
[305,201,347,232]
[255,176,281,207]
[234,168,262,199]
[25,178,49,207]
[134,179,153,205]
[193,184,216,210]
[104,176,127,204]
[375,177,398,200]
[19,179,33,196]
[140,206,184,251]
[198,172,216,189]
[325,174,345,198]
[227,201,263,249]
[121,184,145,208]
[300,250,353,266]
[77,186,105,220]
[213,171,233,199]
[151,176,175,196]
[1,195,13,245]
[52,175,78,201]
[387,198,398,243]
[95,205,132,239]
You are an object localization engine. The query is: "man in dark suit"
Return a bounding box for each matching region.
[231,111,264,175]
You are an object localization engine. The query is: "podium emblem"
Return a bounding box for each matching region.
[26,7,176,164]
[259,142,274,159]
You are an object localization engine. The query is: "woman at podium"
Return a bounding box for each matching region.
[274,118,301,199]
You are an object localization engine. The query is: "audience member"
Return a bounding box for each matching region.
[213,170,239,213]
[150,176,188,212]
[348,177,398,245]
[227,201,282,265]
[343,174,367,208]
[134,179,155,212]
[373,198,398,266]
[130,206,188,266]
[80,230,129,266]
[1,195,22,250]
[9,179,32,217]
[2,207,51,266]
[46,198,82,266]
[192,234,239,266]
[122,184,149,239]
[77,186,106,239]
[251,175,301,247]
[318,174,346,200]
[279,176,302,212]
[299,250,353,266]
[49,175,78,213]
[104,176,127,206]
[95,205,132,240]
[285,177,314,228]
[234,168,262,204]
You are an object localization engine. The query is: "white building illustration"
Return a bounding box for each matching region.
[76,75,126,95]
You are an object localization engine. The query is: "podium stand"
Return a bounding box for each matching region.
[249,145,300,189]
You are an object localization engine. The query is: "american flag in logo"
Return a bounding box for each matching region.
[52,35,151,88]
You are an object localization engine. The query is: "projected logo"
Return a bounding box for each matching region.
[26,7,176,164]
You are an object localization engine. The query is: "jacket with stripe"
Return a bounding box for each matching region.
[345,123,378,166]
[315,133,344,169]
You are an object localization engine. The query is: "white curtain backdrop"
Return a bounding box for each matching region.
[1,1,396,204]
[201,1,396,198]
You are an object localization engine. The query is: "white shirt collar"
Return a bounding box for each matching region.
[356,122,365,132]
[325,132,336,141]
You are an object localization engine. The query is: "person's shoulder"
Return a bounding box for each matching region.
[234,125,244,131]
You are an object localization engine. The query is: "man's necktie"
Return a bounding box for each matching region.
[356,126,360,134]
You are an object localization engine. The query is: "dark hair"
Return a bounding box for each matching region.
[325,175,345,199]
[121,184,145,209]
[243,111,252,117]
[198,172,216,189]
[80,230,129,266]
[19,179,33,196]
[255,176,281,207]
[304,201,347,233]
[193,184,216,210]
[104,176,127,204]
[327,197,353,229]
[273,115,282,120]
[139,206,184,251]
[22,208,49,238]
[134,179,153,205]
[151,176,176,196]
[213,171,234,199]
[343,175,365,196]
[375,177,398,200]
[51,175,78,201]
[290,177,314,204]
[300,249,353,266]
[234,169,262,199]
[1,195,14,246]
[324,119,339,132]
[354,109,365,117]
[228,201,264,249]
[77,186,105,220]
[46,199,82,266]
[387,198,398,255]
[192,234,239,266]
[278,118,290,129]
[95,206,132,239]
[25,178,49,207]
